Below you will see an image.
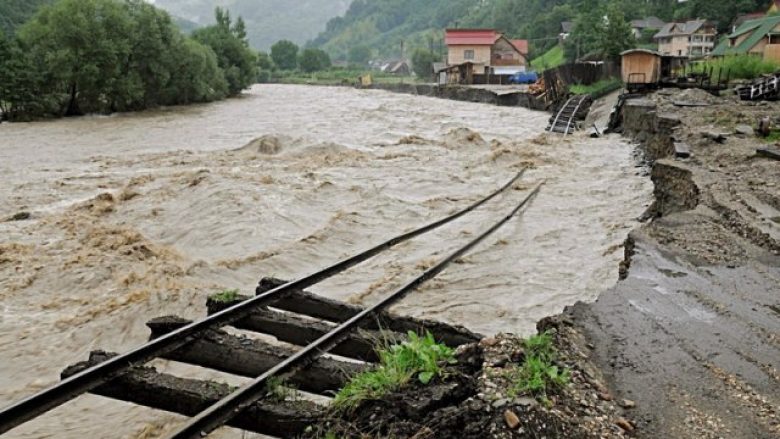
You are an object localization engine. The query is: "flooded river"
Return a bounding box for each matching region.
[0,84,652,438]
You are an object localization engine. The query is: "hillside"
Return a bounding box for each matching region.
[0,0,52,35]
[311,0,773,60]
[153,0,351,50]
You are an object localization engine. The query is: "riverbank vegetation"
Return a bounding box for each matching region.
[333,331,456,413]
[0,0,256,121]
[692,54,780,81]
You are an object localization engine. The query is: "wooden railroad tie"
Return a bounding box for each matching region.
[62,277,482,437]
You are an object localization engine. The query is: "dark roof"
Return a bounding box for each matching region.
[561,21,573,33]
[712,14,780,56]
[631,16,666,30]
[654,19,713,38]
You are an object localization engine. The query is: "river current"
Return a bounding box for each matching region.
[0,85,651,438]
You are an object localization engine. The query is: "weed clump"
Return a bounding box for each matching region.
[210,289,241,303]
[332,331,456,412]
[265,377,300,402]
[506,331,570,402]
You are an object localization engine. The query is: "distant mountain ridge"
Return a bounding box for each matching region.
[154,0,351,50]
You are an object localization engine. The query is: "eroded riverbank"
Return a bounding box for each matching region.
[565,89,780,438]
[0,85,651,438]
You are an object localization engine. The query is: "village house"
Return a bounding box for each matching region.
[445,29,528,76]
[654,19,717,58]
[630,16,667,39]
[712,14,780,62]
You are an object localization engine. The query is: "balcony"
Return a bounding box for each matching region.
[491,58,523,66]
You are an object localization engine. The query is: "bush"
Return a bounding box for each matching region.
[693,55,780,80]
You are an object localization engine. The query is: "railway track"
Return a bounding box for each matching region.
[547,94,593,135]
[0,172,543,438]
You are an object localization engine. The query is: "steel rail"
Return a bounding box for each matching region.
[564,95,588,137]
[548,95,574,133]
[0,171,525,435]
[168,181,544,439]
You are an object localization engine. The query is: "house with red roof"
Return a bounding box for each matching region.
[445,29,528,75]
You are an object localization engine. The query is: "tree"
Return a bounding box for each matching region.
[270,40,299,70]
[20,0,134,115]
[192,8,257,95]
[298,48,331,73]
[348,44,372,65]
[412,48,438,80]
[600,2,636,59]
[257,51,275,71]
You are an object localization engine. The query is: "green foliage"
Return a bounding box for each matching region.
[298,48,332,73]
[192,7,257,95]
[2,0,239,120]
[0,0,53,36]
[348,45,372,65]
[531,45,565,72]
[271,39,299,70]
[600,2,636,59]
[569,78,623,97]
[505,331,571,401]
[692,55,780,80]
[411,48,438,79]
[210,289,241,303]
[333,331,456,412]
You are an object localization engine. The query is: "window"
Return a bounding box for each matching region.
[770,34,780,45]
[464,49,474,60]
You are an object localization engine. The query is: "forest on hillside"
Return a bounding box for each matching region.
[311,0,775,60]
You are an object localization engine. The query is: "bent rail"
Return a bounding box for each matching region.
[167,181,544,438]
[0,171,525,435]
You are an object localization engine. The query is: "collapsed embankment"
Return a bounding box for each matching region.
[365,83,547,110]
[564,91,780,438]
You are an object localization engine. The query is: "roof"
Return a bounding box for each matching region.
[631,16,666,30]
[445,29,499,46]
[510,39,529,55]
[732,12,767,29]
[561,21,573,33]
[621,49,661,57]
[654,19,712,38]
[712,14,780,56]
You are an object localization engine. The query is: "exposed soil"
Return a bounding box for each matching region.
[565,89,780,438]
[309,319,634,438]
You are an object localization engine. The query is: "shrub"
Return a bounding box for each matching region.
[693,55,780,80]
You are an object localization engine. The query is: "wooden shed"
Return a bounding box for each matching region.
[620,49,661,91]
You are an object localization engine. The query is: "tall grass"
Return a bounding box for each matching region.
[531,45,565,72]
[692,55,780,80]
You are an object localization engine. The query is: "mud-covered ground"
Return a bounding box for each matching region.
[0,85,650,438]
[567,89,780,438]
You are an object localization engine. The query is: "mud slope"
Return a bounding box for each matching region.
[566,90,780,439]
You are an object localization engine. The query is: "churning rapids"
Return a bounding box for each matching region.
[0,85,652,438]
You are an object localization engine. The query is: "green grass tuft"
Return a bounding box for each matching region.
[332,331,456,412]
[210,289,240,303]
[506,331,571,401]
[569,78,623,97]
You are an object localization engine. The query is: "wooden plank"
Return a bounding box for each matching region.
[147,316,366,395]
[257,277,482,347]
[208,297,384,362]
[62,352,322,438]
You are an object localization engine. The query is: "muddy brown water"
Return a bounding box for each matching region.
[0,85,651,438]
